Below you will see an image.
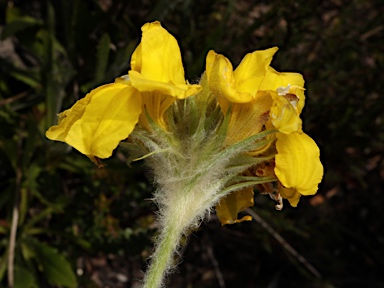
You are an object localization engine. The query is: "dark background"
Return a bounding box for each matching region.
[0,0,383,287]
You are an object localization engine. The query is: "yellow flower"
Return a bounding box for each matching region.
[205,48,305,147]
[46,83,142,164]
[261,72,323,206]
[205,48,277,145]
[206,48,278,103]
[46,21,202,163]
[255,67,323,206]
[209,49,323,222]
[128,21,201,128]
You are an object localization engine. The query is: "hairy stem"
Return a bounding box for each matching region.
[142,182,218,288]
[142,222,183,288]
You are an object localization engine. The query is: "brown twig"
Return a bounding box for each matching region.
[0,90,30,107]
[7,123,24,287]
[7,197,19,287]
[204,234,226,288]
[245,208,322,279]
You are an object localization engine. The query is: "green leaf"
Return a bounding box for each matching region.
[0,184,12,212]
[14,266,38,288]
[95,33,111,83]
[0,226,7,234]
[2,7,42,39]
[19,187,28,226]
[80,33,111,93]
[0,253,7,282]
[20,240,37,262]
[9,71,41,89]
[106,40,136,79]
[0,137,18,169]
[28,239,77,287]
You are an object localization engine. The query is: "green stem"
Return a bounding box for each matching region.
[142,219,184,288]
[141,182,214,287]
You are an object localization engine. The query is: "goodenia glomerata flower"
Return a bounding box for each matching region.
[46,21,323,288]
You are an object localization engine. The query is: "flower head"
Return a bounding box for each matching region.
[45,21,324,286]
[46,21,201,162]
[205,48,277,146]
[207,48,323,223]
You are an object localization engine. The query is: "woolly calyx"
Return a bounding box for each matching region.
[122,82,276,288]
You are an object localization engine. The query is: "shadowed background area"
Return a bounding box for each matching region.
[0,0,383,287]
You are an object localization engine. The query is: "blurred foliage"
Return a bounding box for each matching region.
[0,0,383,287]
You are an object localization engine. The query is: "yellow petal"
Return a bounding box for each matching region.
[46,83,142,159]
[130,43,142,73]
[133,21,185,84]
[139,92,177,129]
[129,70,201,99]
[46,93,92,142]
[215,187,254,225]
[234,47,278,95]
[128,21,201,129]
[270,91,302,134]
[259,66,304,92]
[206,50,253,103]
[130,21,202,101]
[222,91,273,145]
[278,186,301,207]
[275,132,323,195]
